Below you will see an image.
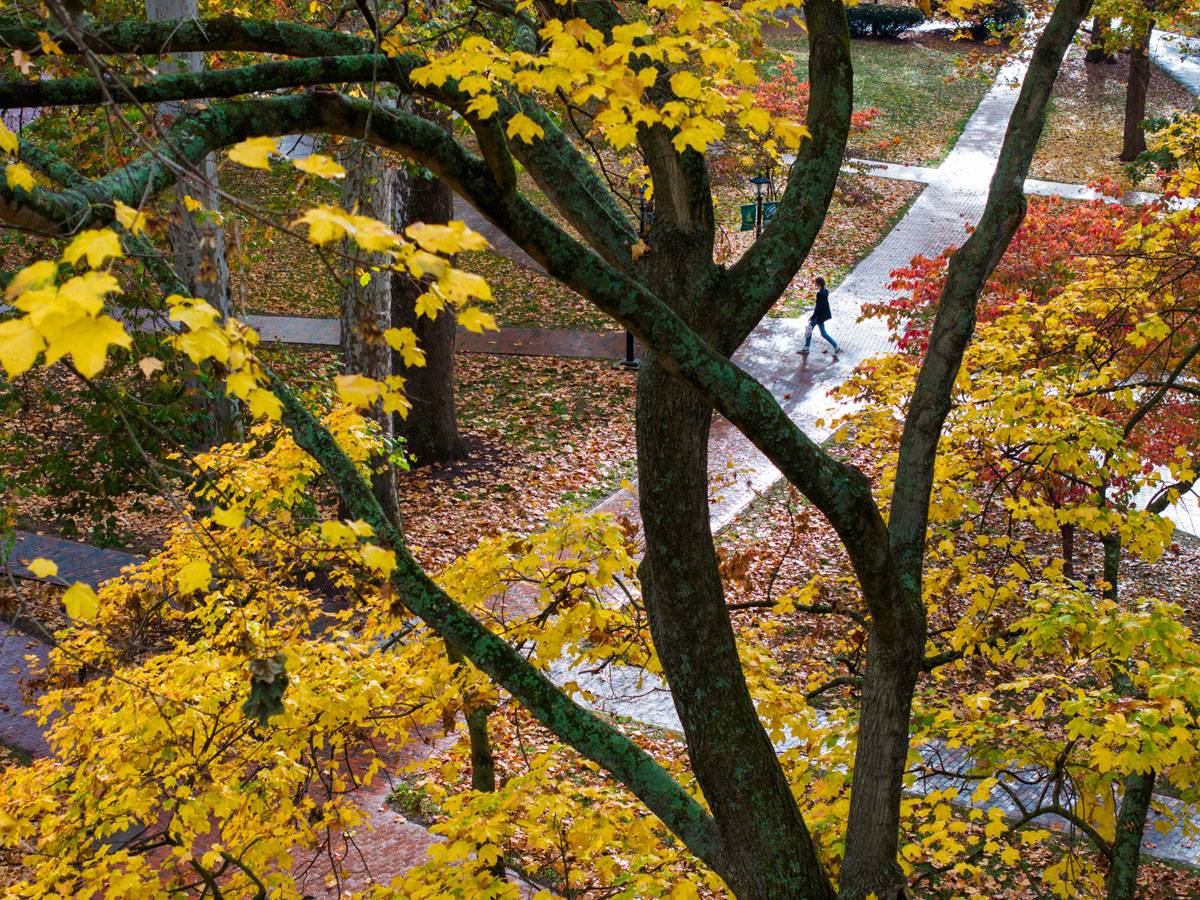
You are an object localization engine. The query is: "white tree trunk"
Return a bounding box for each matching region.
[146,0,239,442]
[339,142,401,524]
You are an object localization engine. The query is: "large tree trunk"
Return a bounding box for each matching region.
[391,170,463,466]
[339,142,402,526]
[146,0,240,445]
[843,1,1094,894]
[1086,17,1115,63]
[636,358,835,900]
[1121,25,1153,162]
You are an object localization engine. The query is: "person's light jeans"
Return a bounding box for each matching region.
[804,319,838,350]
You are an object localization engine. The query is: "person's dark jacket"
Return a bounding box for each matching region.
[812,287,832,324]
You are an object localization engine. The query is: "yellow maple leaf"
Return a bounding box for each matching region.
[438,268,491,304]
[670,71,702,100]
[37,31,63,56]
[457,306,498,334]
[0,121,17,155]
[506,113,545,144]
[381,387,411,418]
[26,557,57,579]
[360,543,398,579]
[176,559,212,595]
[347,215,397,252]
[292,153,346,179]
[113,199,149,236]
[383,327,427,367]
[246,387,282,420]
[414,291,444,319]
[61,228,123,270]
[5,260,57,301]
[775,118,812,150]
[5,162,34,192]
[0,317,44,376]
[467,94,499,120]
[57,271,121,314]
[334,373,382,408]
[212,505,245,529]
[227,136,278,170]
[63,582,99,621]
[406,221,488,254]
[44,314,131,378]
[320,520,358,546]
[672,117,723,153]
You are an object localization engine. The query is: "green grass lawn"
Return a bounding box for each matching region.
[764,28,995,166]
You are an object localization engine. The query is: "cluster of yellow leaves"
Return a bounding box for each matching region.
[0,408,462,896]
[398,718,725,898]
[0,230,131,378]
[833,191,1200,893]
[2,208,497,424]
[226,137,498,357]
[408,2,811,158]
[0,119,35,193]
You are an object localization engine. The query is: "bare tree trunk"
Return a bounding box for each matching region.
[844,1,1095,893]
[1061,522,1076,577]
[1106,765,1155,898]
[1086,17,1115,63]
[391,169,463,466]
[1099,531,1154,900]
[339,142,402,526]
[1121,25,1153,162]
[146,0,240,445]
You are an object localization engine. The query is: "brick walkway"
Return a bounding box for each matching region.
[851,156,1167,206]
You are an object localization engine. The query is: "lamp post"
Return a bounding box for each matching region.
[749,174,771,238]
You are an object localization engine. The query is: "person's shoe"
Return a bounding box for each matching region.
[832,346,841,356]
[799,346,810,354]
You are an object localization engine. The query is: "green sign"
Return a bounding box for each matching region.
[740,201,779,232]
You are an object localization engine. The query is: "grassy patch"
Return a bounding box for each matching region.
[387,779,441,827]
[765,28,996,166]
[1032,49,1197,187]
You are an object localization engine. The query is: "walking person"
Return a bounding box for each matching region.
[800,276,839,355]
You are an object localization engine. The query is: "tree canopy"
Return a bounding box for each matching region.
[1,0,1200,897]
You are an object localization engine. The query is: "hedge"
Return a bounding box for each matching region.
[846,3,926,38]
